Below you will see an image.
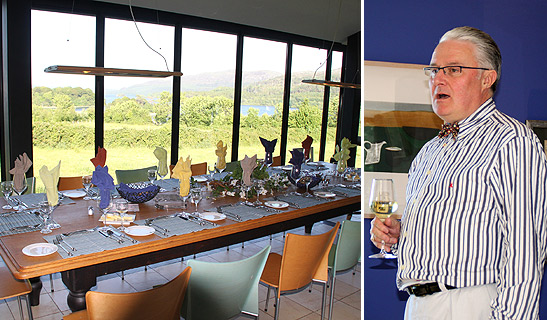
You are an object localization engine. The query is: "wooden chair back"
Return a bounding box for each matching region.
[64,267,191,320]
[190,162,207,176]
[58,176,84,191]
[272,156,282,167]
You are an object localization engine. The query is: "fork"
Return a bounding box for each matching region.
[53,238,73,256]
[56,234,75,251]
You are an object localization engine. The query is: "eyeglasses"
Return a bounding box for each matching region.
[424,66,491,78]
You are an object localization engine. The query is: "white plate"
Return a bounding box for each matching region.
[264,200,289,209]
[63,190,87,198]
[193,176,208,182]
[99,214,135,226]
[199,212,226,222]
[315,191,337,198]
[22,243,58,257]
[281,165,292,171]
[124,226,155,236]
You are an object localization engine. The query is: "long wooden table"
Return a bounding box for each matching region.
[0,180,360,312]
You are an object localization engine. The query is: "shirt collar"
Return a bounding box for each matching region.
[454,98,496,140]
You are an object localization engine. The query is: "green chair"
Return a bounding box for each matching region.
[115,166,157,184]
[181,245,271,320]
[327,220,361,320]
[224,161,240,172]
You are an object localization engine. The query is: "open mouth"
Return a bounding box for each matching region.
[436,93,450,100]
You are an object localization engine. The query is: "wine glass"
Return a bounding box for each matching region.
[148,169,157,184]
[1,181,13,210]
[12,176,27,211]
[208,165,216,180]
[82,175,93,200]
[39,201,52,234]
[157,162,167,181]
[190,188,202,213]
[253,179,264,206]
[215,163,225,174]
[114,198,129,231]
[368,178,398,259]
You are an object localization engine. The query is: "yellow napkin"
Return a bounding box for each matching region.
[215,140,227,170]
[240,154,257,186]
[172,156,192,197]
[154,147,169,177]
[39,161,61,206]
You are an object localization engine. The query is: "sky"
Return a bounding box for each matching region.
[31,10,342,91]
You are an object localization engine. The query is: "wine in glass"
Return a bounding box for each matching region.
[148,169,157,184]
[114,198,129,231]
[368,178,398,259]
[190,187,202,213]
[82,175,93,200]
[1,181,13,210]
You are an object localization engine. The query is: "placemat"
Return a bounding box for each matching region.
[12,193,75,208]
[0,210,44,236]
[217,203,277,222]
[324,185,361,198]
[43,226,139,259]
[133,215,214,238]
[153,179,180,191]
[270,193,328,208]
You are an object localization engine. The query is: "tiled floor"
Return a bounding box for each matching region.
[1,215,361,320]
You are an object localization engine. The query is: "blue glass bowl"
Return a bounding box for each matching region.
[117,183,160,203]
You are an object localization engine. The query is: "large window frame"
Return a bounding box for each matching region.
[1,0,360,179]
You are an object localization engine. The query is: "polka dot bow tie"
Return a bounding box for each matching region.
[438,122,460,139]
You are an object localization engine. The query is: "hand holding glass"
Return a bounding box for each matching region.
[368,178,398,259]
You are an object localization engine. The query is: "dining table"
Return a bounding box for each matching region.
[0,164,361,312]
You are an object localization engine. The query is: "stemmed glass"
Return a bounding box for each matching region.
[114,198,129,231]
[82,175,93,200]
[215,163,225,174]
[157,162,167,181]
[12,176,27,211]
[253,179,264,206]
[1,181,13,210]
[190,188,202,214]
[368,178,398,259]
[39,201,52,234]
[148,169,157,184]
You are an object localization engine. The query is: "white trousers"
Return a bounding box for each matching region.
[404,283,497,320]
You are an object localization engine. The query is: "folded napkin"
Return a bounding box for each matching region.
[39,161,60,206]
[9,153,32,192]
[333,137,357,162]
[289,149,305,167]
[260,137,277,165]
[240,154,257,186]
[90,147,107,168]
[154,147,169,177]
[215,140,227,170]
[172,156,192,197]
[91,165,115,209]
[302,135,313,160]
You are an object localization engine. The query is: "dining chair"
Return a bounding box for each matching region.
[260,222,340,320]
[114,165,157,184]
[327,220,361,320]
[58,176,84,191]
[272,155,282,167]
[63,266,191,320]
[224,161,240,172]
[190,162,207,176]
[182,246,271,320]
[0,258,33,320]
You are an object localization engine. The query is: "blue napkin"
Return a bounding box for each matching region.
[260,137,277,153]
[91,165,115,209]
[289,149,305,166]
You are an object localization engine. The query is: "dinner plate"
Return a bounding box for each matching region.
[264,200,289,209]
[22,243,58,257]
[193,176,208,182]
[199,212,226,221]
[63,190,87,198]
[315,191,336,198]
[124,226,155,236]
[281,165,292,171]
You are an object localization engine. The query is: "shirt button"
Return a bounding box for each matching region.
[426,170,431,175]
[400,264,405,270]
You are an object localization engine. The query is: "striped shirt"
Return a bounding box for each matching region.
[397,98,547,319]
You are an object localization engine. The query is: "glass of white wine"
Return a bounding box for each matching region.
[114,198,129,231]
[369,178,398,259]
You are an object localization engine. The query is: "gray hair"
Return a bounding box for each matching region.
[439,26,502,92]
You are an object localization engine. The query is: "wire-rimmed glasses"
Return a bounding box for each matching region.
[423,65,491,78]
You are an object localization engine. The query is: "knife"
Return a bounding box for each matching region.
[99,229,122,243]
[109,228,138,243]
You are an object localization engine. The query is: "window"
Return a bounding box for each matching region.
[31,10,95,191]
[179,29,236,168]
[103,18,174,178]
[239,37,287,160]
[324,51,344,162]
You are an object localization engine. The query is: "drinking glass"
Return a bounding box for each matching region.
[253,179,264,206]
[190,188,202,213]
[1,181,13,210]
[13,175,27,196]
[208,165,216,180]
[215,163,225,174]
[148,169,157,184]
[368,178,398,259]
[114,198,129,231]
[82,175,93,200]
[157,162,167,181]
[39,201,52,234]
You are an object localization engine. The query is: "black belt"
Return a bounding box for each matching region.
[407,282,457,297]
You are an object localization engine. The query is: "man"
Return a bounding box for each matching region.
[370,26,547,319]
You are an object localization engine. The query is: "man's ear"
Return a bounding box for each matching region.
[482,70,497,89]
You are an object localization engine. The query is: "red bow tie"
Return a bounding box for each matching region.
[438,122,459,139]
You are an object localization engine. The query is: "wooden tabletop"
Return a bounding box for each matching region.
[0,180,361,280]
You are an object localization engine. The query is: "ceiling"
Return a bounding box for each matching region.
[94,0,361,44]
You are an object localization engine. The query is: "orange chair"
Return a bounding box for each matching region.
[272,156,282,167]
[0,258,33,320]
[64,267,191,320]
[260,222,340,320]
[58,176,84,191]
